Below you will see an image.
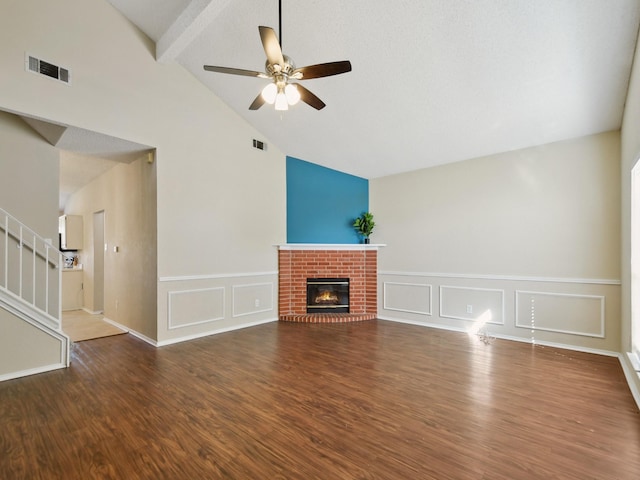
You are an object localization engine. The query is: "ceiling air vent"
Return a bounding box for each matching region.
[25,54,71,85]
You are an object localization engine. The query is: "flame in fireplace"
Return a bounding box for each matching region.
[315,290,339,304]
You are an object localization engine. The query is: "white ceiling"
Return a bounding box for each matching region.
[58,152,119,213]
[108,1,639,179]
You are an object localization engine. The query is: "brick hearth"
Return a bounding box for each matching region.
[278,245,380,323]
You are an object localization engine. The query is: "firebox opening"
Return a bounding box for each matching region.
[307,278,349,314]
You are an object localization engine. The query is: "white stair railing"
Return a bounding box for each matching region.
[0,207,62,328]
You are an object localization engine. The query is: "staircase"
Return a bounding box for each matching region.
[0,207,70,381]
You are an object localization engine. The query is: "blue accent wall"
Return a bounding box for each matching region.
[287,156,368,243]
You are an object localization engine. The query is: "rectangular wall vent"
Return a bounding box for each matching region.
[253,139,266,151]
[25,54,71,85]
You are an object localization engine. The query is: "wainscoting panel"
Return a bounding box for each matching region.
[440,285,504,325]
[377,272,620,352]
[168,287,225,330]
[515,290,605,338]
[383,282,432,315]
[233,282,274,318]
[158,272,278,344]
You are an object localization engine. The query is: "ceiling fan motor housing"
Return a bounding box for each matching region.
[266,55,296,77]
[203,25,350,110]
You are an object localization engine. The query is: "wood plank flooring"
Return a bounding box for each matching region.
[1,320,639,479]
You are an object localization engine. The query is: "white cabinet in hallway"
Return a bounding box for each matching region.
[62,269,83,311]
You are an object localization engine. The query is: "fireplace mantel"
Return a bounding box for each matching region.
[277,244,386,251]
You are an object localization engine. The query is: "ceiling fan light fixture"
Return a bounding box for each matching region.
[275,89,289,110]
[203,3,352,112]
[285,83,300,105]
[261,83,277,104]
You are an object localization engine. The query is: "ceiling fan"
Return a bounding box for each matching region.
[203,0,352,111]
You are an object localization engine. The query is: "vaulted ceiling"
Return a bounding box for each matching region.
[107,0,640,179]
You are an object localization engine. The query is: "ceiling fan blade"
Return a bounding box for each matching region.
[295,84,326,110]
[249,93,266,110]
[203,65,269,78]
[259,26,284,68]
[293,61,352,80]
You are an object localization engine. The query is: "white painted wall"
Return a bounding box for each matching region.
[0,308,66,381]
[620,27,640,399]
[371,132,621,352]
[0,111,61,315]
[0,111,59,242]
[0,0,285,343]
[0,111,66,379]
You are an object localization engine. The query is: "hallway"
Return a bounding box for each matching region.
[62,310,127,342]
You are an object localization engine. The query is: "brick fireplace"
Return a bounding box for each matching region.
[278,245,381,323]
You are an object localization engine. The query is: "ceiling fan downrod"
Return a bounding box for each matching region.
[278,0,282,47]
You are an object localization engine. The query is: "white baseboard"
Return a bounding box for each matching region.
[378,315,618,355]
[127,329,158,346]
[101,316,158,347]
[628,351,640,370]
[101,316,279,348]
[491,333,619,357]
[156,317,278,347]
[0,362,66,382]
[620,353,640,410]
[377,315,468,334]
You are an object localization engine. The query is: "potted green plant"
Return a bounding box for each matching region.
[353,212,375,244]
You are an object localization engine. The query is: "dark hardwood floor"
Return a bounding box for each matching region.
[1,320,639,479]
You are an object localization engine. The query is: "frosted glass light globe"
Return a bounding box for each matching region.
[261,83,277,104]
[285,84,300,105]
[275,91,289,110]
